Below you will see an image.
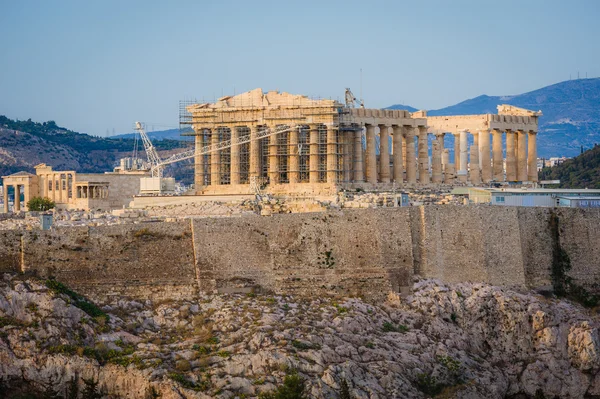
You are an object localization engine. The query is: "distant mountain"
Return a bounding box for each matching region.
[387,104,418,113]
[0,116,194,183]
[387,78,600,158]
[113,127,194,141]
[539,144,600,189]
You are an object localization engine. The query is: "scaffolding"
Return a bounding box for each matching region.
[299,126,310,182]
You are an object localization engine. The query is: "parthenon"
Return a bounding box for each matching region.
[186,88,541,195]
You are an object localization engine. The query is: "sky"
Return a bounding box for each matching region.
[1,0,599,136]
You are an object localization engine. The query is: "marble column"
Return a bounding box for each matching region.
[249,126,260,178]
[458,130,468,182]
[418,126,429,184]
[309,124,319,183]
[528,131,538,182]
[342,131,352,183]
[3,184,8,213]
[379,124,390,183]
[479,129,491,183]
[353,127,364,182]
[195,130,205,191]
[405,128,417,184]
[211,129,220,185]
[269,127,279,184]
[517,130,528,182]
[454,134,460,167]
[442,149,450,183]
[492,129,503,181]
[52,174,57,202]
[392,126,404,184]
[469,132,481,184]
[326,126,337,184]
[365,124,377,184]
[43,174,49,198]
[506,130,517,181]
[14,185,20,212]
[288,127,299,184]
[230,127,240,185]
[24,183,31,210]
[431,133,443,184]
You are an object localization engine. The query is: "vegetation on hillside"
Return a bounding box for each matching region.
[539,144,600,188]
[0,115,185,153]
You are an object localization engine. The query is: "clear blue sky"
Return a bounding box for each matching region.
[1,0,599,136]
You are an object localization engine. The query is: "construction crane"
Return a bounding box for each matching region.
[135,122,163,177]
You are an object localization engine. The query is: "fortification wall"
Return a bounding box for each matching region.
[0,206,598,303]
[17,222,196,300]
[191,210,414,301]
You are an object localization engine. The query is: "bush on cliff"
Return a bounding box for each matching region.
[258,372,306,399]
[45,279,109,323]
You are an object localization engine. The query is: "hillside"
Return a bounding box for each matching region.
[0,116,194,183]
[388,78,600,158]
[539,144,600,188]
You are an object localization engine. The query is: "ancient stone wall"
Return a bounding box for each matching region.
[0,207,599,302]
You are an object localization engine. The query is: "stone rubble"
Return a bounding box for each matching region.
[1,275,600,398]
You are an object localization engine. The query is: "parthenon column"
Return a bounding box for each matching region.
[288,126,299,184]
[479,129,491,183]
[517,130,527,182]
[492,129,503,181]
[469,132,481,184]
[454,134,460,167]
[458,130,468,183]
[269,128,279,184]
[309,124,320,183]
[418,126,429,184]
[431,133,443,184]
[379,124,390,183]
[392,126,404,184]
[506,130,517,181]
[442,149,453,183]
[250,126,260,178]
[342,131,352,183]
[230,127,240,185]
[405,128,417,184]
[326,126,337,184]
[3,184,8,213]
[14,185,20,212]
[527,131,538,182]
[210,129,220,185]
[194,130,204,191]
[365,124,377,184]
[24,183,31,210]
[353,127,364,182]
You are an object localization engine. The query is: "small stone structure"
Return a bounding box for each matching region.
[186,89,541,196]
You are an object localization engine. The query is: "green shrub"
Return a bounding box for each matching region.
[382,322,409,333]
[258,372,306,399]
[45,279,109,323]
[26,196,55,211]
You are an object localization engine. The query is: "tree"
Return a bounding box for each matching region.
[27,196,55,211]
[259,373,306,399]
[339,379,352,399]
[82,377,103,399]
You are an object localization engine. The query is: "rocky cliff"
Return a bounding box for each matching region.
[2,275,600,398]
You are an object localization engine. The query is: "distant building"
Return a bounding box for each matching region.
[466,187,600,207]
